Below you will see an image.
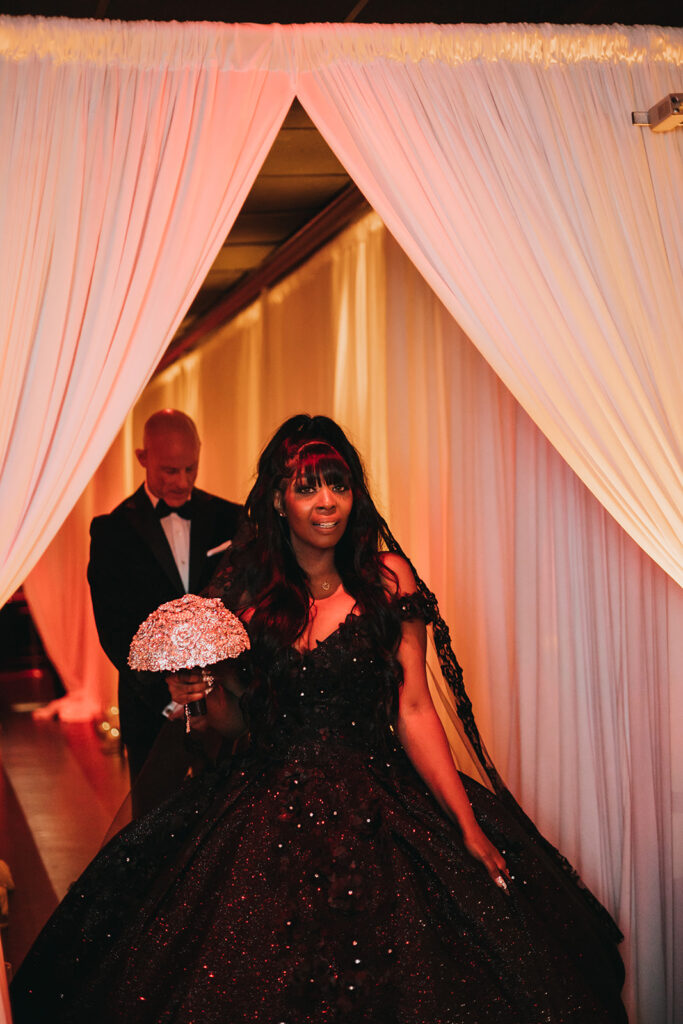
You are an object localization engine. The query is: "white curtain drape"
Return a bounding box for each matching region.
[27,213,681,1023]
[2,21,681,605]
[294,24,683,586]
[0,19,294,608]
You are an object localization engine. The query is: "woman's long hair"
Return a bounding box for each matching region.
[216,414,402,731]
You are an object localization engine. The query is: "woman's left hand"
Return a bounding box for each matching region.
[461,822,511,893]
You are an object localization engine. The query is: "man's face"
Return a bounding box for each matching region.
[137,429,200,506]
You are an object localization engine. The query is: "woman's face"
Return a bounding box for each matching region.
[276,473,353,557]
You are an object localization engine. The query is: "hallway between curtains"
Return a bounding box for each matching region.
[24,213,681,1024]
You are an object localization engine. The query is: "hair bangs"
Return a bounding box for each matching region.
[288,442,352,491]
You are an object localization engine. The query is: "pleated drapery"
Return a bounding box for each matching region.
[293,24,683,586]
[0,18,681,1024]
[0,19,295,607]
[1,21,681,608]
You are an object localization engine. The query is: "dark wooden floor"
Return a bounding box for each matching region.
[0,705,129,977]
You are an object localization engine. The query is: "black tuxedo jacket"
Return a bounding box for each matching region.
[87,485,242,779]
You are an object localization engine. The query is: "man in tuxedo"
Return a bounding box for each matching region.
[88,409,242,790]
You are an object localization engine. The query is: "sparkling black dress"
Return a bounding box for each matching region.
[11,595,626,1024]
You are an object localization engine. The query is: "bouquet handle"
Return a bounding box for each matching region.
[184,669,214,734]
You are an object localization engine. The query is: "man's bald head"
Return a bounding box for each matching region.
[142,409,200,448]
[136,410,201,507]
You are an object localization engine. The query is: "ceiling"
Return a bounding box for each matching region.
[5,0,679,24]
[5,0,680,368]
[162,100,364,370]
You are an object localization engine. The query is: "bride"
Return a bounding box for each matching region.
[11,413,627,1023]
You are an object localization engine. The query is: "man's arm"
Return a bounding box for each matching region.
[88,514,171,715]
[88,515,142,672]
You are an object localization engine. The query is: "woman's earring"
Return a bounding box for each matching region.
[278,510,286,518]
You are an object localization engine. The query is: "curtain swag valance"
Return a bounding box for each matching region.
[0,19,682,69]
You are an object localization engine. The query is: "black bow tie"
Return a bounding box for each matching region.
[155,498,193,520]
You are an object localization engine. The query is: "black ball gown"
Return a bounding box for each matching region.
[11,594,626,1023]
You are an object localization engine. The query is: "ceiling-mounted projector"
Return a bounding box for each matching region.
[632,94,683,132]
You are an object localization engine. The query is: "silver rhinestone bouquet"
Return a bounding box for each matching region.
[128,594,250,731]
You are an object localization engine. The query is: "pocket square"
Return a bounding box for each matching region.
[206,540,232,558]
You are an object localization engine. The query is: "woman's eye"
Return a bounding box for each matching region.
[332,484,348,493]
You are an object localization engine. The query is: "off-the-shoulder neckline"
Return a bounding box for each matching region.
[291,591,425,656]
[292,607,364,656]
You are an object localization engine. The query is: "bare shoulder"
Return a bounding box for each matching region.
[379,551,418,597]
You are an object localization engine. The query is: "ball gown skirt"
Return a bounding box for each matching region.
[11,599,626,1023]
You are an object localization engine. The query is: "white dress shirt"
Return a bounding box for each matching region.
[145,483,191,593]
